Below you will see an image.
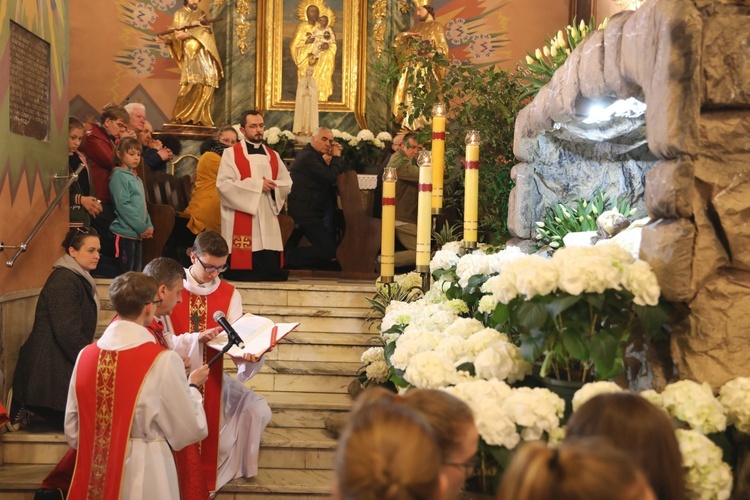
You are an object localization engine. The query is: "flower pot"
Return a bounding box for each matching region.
[540,376,585,420]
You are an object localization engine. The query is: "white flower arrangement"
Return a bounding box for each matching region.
[718,377,750,435]
[376,131,393,142]
[658,380,727,435]
[474,340,531,384]
[403,350,458,389]
[571,381,623,412]
[264,126,282,145]
[676,429,733,500]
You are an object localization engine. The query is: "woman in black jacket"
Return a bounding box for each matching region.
[9,227,101,430]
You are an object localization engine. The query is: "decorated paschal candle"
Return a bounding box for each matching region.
[415,150,433,272]
[463,131,480,249]
[379,167,397,282]
[431,102,446,214]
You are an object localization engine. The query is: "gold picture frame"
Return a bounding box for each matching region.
[255,0,367,126]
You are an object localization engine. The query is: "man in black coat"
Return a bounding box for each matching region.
[286,127,351,268]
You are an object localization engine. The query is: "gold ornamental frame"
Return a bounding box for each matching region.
[255,0,368,128]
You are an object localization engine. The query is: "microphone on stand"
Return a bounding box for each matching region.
[213,311,246,349]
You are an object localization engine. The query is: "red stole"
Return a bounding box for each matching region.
[230,141,280,270]
[68,342,164,500]
[170,280,235,492]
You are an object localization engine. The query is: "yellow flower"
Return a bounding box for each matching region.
[543,46,550,58]
[535,48,543,59]
[526,55,534,65]
[551,45,558,57]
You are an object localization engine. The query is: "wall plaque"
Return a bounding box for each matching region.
[9,21,50,141]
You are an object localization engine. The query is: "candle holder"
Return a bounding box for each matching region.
[432,102,446,117]
[463,130,480,251]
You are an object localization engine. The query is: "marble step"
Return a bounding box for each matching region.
[97,306,377,336]
[2,427,339,468]
[0,464,333,499]
[96,278,376,310]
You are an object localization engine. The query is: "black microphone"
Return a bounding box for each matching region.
[213,311,246,349]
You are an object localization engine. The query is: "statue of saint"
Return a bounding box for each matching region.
[392,1,449,130]
[161,0,223,127]
[293,55,320,136]
[290,1,338,102]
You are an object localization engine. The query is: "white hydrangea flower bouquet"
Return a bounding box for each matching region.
[478,244,670,382]
[263,127,296,158]
[335,128,388,170]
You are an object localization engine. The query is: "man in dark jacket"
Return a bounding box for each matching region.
[286,127,350,268]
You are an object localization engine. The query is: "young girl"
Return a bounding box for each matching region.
[109,137,153,274]
[68,117,102,228]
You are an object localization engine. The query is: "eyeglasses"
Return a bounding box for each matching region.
[145,299,164,305]
[444,457,477,475]
[196,254,229,273]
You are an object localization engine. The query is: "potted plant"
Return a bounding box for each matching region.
[480,244,669,385]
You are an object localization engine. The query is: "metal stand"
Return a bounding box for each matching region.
[207,337,240,367]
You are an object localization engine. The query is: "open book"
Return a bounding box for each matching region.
[207,313,299,357]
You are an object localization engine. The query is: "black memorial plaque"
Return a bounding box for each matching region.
[9,21,50,141]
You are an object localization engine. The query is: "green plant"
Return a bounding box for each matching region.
[520,18,606,99]
[365,274,424,329]
[535,191,636,249]
[432,222,462,252]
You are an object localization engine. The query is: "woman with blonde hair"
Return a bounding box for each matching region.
[335,389,446,500]
[497,438,655,500]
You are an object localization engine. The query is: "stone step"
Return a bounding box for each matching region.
[0,464,334,499]
[2,427,339,468]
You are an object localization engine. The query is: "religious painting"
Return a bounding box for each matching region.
[255,0,366,122]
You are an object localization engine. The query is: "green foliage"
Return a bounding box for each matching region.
[501,289,670,382]
[377,45,525,243]
[432,222,462,251]
[534,190,635,249]
[364,281,423,329]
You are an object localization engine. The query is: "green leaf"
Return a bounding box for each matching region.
[514,301,549,330]
[466,274,490,294]
[491,302,510,328]
[589,331,622,380]
[383,340,398,365]
[546,294,582,317]
[563,329,589,360]
[634,303,670,339]
[456,362,476,376]
[584,293,605,310]
[519,330,546,362]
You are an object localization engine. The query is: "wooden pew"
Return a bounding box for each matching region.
[335,170,381,274]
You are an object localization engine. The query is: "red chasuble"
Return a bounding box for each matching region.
[146,318,211,500]
[68,342,164,500]
[229,141,280,270]
[169,281,235,492]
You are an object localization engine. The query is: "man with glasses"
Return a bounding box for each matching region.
[386,132,421,252]
[64,272,208,499]
[168,231,272,494]
[217,110,292,281]
[286,126,351,269]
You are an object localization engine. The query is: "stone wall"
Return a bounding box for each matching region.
[510,0,750,389]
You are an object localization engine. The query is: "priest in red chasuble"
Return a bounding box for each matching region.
[65,272,208,499]
[217,110,292,282]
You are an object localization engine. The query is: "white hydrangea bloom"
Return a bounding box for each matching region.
[389,328,442,370]
[621,259,661,306]
[556,251,622,295]
[356,129,375,141]
[477,294,499,314]
[502,387,565,442]
[434,335,472,364]
[281,130,296,140]
[423,279,451,304]
[464,328,508,355]
[676,429,733,500]
[456,253,495,288]
[377,131,393,142]
[660,380,727,434]
[443,317,486,339]
[381,300,419,331]
[403,351,458,389]
[718,377,750,434]
[571,381,623,412]
[441,241,463,254]
[393,271,422,290]
[474,398,521,449]
[474,340,531,384]
[513,255,559,299]
[445,299,469,315]
[483,270,519,304]
[639,389,664,408]
[373,138,385,148]
[548,426,566,447]
[430,248,460,272]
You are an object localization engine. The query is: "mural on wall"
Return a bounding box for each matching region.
[433,0,511,67]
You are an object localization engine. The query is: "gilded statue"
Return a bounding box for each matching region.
[161,0,224,127]
[392,0,448,130]
[290,0,338,102]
